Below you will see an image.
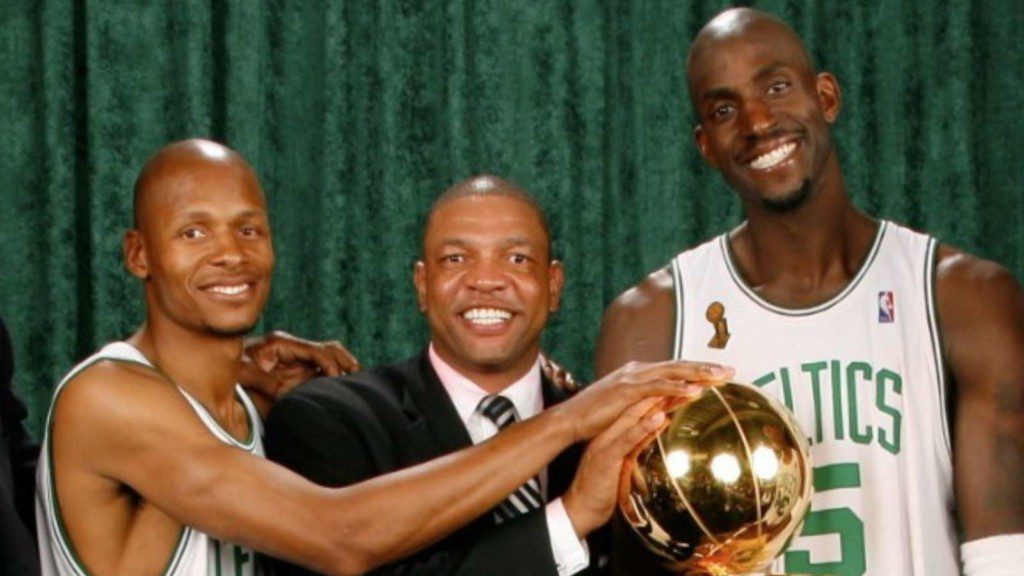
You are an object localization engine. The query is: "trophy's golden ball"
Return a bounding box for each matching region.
[618,382,813,575]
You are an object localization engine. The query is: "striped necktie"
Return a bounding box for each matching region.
[477,394,544,523]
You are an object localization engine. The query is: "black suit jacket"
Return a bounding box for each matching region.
[0,316,41,576]
[265,351,607,576]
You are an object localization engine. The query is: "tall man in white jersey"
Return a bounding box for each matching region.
[598,8,1024,576]
[36,139,729,576]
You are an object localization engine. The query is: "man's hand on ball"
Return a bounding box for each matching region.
[562,397,668,538]
[551,360,733,444]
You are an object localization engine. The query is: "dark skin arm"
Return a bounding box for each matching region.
[55,356,722,576]
[936,247,1024,539]
[595,268,677,376]
[267,388,671,576]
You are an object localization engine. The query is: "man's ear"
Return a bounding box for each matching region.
[548,260,565,312]
[816,72,842,124]
[694,124,719,169]
[412,261,428,312]
[123,229,150,280]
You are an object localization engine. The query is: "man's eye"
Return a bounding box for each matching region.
[509,254,529,265]
[182,228,206,239]
[767,80,792,95]
[711,104,735,120]
[443,254,465,264]
[240,226,263,237]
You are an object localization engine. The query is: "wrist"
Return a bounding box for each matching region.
[562,487,600,538]
[536,404,583,446]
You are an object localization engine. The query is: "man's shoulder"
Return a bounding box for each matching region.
[273,355,425,420]
[601,265,676,341]
[53,359,182,431]
[934,245,1022,318]
[596,266,678,372]
[935,245,1018,290]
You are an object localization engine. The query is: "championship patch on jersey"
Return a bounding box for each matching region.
[878,291,895,323]
[705,301,731,348]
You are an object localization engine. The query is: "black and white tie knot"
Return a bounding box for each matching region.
[478,394,518,430]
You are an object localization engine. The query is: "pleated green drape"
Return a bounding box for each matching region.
[1,1,1021,438]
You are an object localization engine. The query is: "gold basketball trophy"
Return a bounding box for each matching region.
[618,382,813,575]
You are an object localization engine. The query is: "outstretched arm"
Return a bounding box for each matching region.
[266,386,671,576]
[55,357,723,576]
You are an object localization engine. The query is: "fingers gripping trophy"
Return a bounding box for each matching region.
[618,382,814,576]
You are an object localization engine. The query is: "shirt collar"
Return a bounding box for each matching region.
[428,343,543,425]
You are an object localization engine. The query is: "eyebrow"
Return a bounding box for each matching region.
[172,209,265,224]
[753,62,791,82]
[437,236,537,249]
[698,61,792,103]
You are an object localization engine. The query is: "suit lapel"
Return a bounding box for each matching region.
[397,350,475,458]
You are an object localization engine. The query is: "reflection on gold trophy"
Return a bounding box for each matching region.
[618,382,813,575]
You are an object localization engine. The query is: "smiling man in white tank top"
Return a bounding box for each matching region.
[598,8,1024,576]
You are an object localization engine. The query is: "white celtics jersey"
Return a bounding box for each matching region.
[670,221,958,576]
[36,342,265,576]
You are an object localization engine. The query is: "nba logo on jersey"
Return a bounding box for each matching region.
[878,291,895,323]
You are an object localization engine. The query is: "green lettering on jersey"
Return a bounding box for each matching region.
[784,463,867,576]
[830,360,845,440]
[234,545,251,576]
[846,362,874,445]
[753,372,774,388]
[802,361,828,443]
[753,370,794,412]
[779,367,795,412]
[876,369,903,454]
[213,541,222,576]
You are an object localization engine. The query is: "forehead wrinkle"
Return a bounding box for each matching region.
[435,234,538,250]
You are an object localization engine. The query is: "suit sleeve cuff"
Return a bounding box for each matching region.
[545,497,590,576]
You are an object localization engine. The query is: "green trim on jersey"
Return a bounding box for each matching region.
[179,386,259,450]
[671,258,685,360]
[719,221,888,317]
[43,356,189,576]
[161,528,192,575]
[924,239,952,457]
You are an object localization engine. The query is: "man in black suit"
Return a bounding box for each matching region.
[0,315,41,575]
[266,176,723,575]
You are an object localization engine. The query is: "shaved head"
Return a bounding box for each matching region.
[133,139,262,230]
[425,175,552,257]
[123,138,274,338]
[687,8,815,105]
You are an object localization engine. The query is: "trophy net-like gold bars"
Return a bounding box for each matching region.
[618,382,814,576]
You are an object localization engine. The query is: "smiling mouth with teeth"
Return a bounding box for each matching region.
[748,142,797,170]
[207,284,251,296]
[462,307,512,325]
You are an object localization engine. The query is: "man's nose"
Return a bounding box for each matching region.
[210,232,245,266]
[465,260,509,291]
[740,98,778,138]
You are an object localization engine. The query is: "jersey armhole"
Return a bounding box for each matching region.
[671,257,685,361]
[924,238,953,459]
[43,357,188,576]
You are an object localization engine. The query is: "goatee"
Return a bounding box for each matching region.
[761,180,813,213]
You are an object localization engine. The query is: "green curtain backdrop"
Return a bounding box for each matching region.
[1,1,1021,438]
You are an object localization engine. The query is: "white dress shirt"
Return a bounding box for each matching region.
[429,345,590,576]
